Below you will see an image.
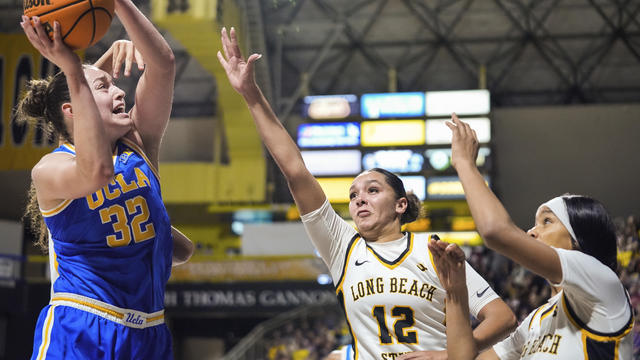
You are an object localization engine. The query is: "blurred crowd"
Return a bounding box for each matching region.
[265,313,351,360]
[262,215,640,360]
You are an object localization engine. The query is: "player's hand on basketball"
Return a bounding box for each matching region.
[397,349,448,360]
[428,236,467,293]
[217,26,262,96]
[445,113,479,170]
[20,16,80,73]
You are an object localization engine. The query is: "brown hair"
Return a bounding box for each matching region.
[16,71,72,142]
[16,71,73,251]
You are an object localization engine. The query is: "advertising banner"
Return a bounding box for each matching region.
[0,34,59,170]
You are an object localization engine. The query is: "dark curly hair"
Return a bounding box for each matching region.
[15,71,74,251]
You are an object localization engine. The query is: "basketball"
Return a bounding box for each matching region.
[23,0,115,50]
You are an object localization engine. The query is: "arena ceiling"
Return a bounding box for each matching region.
[256,0,640,120]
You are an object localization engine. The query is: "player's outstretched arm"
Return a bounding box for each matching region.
[20,17,114,204]
[113,0,175,167]
[397,237,485,360]
[430,238,476,360]
[217,27,325,215]
[447,114,563,284]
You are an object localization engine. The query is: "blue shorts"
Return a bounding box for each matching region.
[31,304,172,360]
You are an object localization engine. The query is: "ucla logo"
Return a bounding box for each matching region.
[119,151,133,164]
[125,312,144,326]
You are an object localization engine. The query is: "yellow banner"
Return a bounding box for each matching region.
[169,256,330,282]
[0,34,59,170]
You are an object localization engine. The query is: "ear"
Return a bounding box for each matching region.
[61,102,73,118]
[395,197,408,215]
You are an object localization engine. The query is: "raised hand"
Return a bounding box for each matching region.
[396,238,469,360]
[428,235,467,293]
[216,26,262,97]
[445,113,479,170]
[20,15,81,74]
[95,40,145,78]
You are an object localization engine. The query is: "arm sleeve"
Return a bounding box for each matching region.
[492,314,530,360]
[300,199,358,282]
[465,262,500,317]
[553,248,631,333]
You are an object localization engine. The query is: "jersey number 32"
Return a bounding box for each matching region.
[99,195,156,247]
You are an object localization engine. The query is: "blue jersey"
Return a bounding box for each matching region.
[32,138,173,359]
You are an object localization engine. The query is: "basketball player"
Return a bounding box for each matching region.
[217,27,516,359]
[18,0,184,358]
[93,39,194,266]
[431,114,634,359]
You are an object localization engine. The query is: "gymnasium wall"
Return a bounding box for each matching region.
[492,103,640,229]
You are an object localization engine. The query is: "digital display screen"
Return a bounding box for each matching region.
[424,147,491,171]
[303,94,359,119]
[361,120,425,146]
[361,92,425,119]
[425,89,490,116]
[426,175,490,199]
[399,175,426,200]
[362,149,424,173]
[297,122,360,148]
[426,118,491,145]
[316,177,354,203]
[301,150,362,176]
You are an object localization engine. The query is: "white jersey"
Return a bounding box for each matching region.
[302,200,498,360]
[493,249,633,360]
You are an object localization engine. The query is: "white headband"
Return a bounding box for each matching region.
[539,196,577,242]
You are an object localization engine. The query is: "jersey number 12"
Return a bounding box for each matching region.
[372,305,418,344]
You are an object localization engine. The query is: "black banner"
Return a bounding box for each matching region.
[165,282,337,313]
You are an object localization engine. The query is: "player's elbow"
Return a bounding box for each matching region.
[159,48,176,74]
[477,222,514,250]
[488,300,517,336]
[172,238,194,266]
[495,310,518,344]
[501,308,517,333]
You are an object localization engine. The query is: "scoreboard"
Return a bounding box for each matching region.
[297,89,492,242]
[299,90,491,201]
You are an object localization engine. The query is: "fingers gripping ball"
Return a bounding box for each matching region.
[24,0,115,50]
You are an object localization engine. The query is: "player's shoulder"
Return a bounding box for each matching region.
[32,151,75,180]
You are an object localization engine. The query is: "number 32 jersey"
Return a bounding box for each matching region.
[41,139,172,314]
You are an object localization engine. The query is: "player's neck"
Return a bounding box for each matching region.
[363,226,404,244]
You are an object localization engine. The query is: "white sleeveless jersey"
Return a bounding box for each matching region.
[494,249,634,360]
[335,233,497,360]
